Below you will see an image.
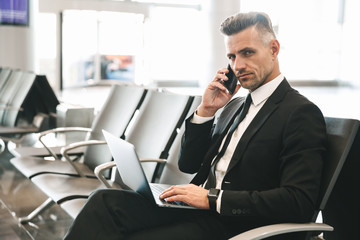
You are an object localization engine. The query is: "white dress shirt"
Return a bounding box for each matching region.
[191,74,284,213]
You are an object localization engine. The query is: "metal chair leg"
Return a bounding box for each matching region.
[18,198,54,224]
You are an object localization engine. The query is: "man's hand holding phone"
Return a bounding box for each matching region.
[197,65,241,117]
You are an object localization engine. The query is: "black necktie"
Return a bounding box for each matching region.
[205,94,252,189]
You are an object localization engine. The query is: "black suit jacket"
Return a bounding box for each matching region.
[179,79,327,224]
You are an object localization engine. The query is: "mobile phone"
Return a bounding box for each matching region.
[223,64,237,95]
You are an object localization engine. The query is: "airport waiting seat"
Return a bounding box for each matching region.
[0,72,58,137]
[94,112,198,188]
[0,70,26,152]
[0,71,37,126]
[10,84,146,179]
[18,89,197,223]
[8,84,141,158]
[60,95,201,218]
[14,74,59,128]
[228,117,359,240]
[0,71,48,135]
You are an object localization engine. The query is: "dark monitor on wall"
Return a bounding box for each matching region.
[0,0,29,26]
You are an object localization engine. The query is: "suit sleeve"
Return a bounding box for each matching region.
[178,114,214,174]
[220,103,327,222]
[178,98,241,174]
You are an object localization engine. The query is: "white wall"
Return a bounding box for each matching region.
[0,0,38,72]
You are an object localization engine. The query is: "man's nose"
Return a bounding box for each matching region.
[234,58,246,72]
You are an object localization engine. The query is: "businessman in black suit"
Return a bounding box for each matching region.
[64,12,326,240]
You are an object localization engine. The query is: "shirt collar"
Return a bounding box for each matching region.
[249,73,284,106]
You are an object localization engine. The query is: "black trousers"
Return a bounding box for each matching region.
[63,189,232,240]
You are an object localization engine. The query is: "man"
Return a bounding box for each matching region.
[64,12,326,240]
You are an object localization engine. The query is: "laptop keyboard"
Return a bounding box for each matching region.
[150,184,167,195]
[150,184,190,207]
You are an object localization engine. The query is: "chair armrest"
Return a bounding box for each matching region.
[94,159,167,188]
[60,140,107,177]
[139,158,167,163]
[38,127,92,160]
[228,223,333,240]
[0,113,48,143]
[94,161,117,188]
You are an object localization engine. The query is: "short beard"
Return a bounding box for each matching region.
[242,70,272,92]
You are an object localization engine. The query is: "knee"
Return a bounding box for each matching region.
[87,189,114,206]
[87,189,127,206]
[88,189,108,201]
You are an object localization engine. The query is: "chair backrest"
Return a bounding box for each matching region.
[315,117,359,219]
[321,117,360,240]
[158,95,202,185]
[0,70,24,124]
[82,84,147,176]
[119,89,194,181]
[0,69,23,106]
[1,71,37,126]
[0,68,12,91]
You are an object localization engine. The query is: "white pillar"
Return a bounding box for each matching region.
[0,0,38,72]
[200,0,240,88]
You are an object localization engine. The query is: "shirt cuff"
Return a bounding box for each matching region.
[191,111,214,124]
[216,190,223,214]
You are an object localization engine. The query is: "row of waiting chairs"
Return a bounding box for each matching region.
[0,67,59,142]
[6,78,360,239]
[9,83,201,223]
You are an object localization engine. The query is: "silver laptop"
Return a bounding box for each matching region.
[102,130,196,209]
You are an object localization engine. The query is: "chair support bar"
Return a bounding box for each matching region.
[94,161,117,188]
[38,127,92,160]
[18,198,54,224]
[61,140,107,177]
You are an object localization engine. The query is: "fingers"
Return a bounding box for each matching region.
[160,186,193,205]
[208,81,227,93]
[159,184,210,209]
[198,67,239,116]
[159,185,186,200]
[214,67,229,84]
[164,194,188,204]
[209,68,229,93]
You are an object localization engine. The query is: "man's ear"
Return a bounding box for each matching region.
[270,39,280,58]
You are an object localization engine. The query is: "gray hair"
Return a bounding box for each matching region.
[220,12,276,45]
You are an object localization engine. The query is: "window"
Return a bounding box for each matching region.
[61,6,203,88]
[240,0,351,83]
[62,10,98,88]
[144,6,204,86]
[61,10,144,88]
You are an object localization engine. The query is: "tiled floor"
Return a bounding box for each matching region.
[0,199,32,240]
[0,148,73,240]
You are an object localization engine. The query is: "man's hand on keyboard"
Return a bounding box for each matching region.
[159,184,210,209]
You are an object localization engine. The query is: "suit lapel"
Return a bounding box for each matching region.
[226,79,293,174]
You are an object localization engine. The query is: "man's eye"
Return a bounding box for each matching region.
[228,55,235,61]
[244,50,254,56]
